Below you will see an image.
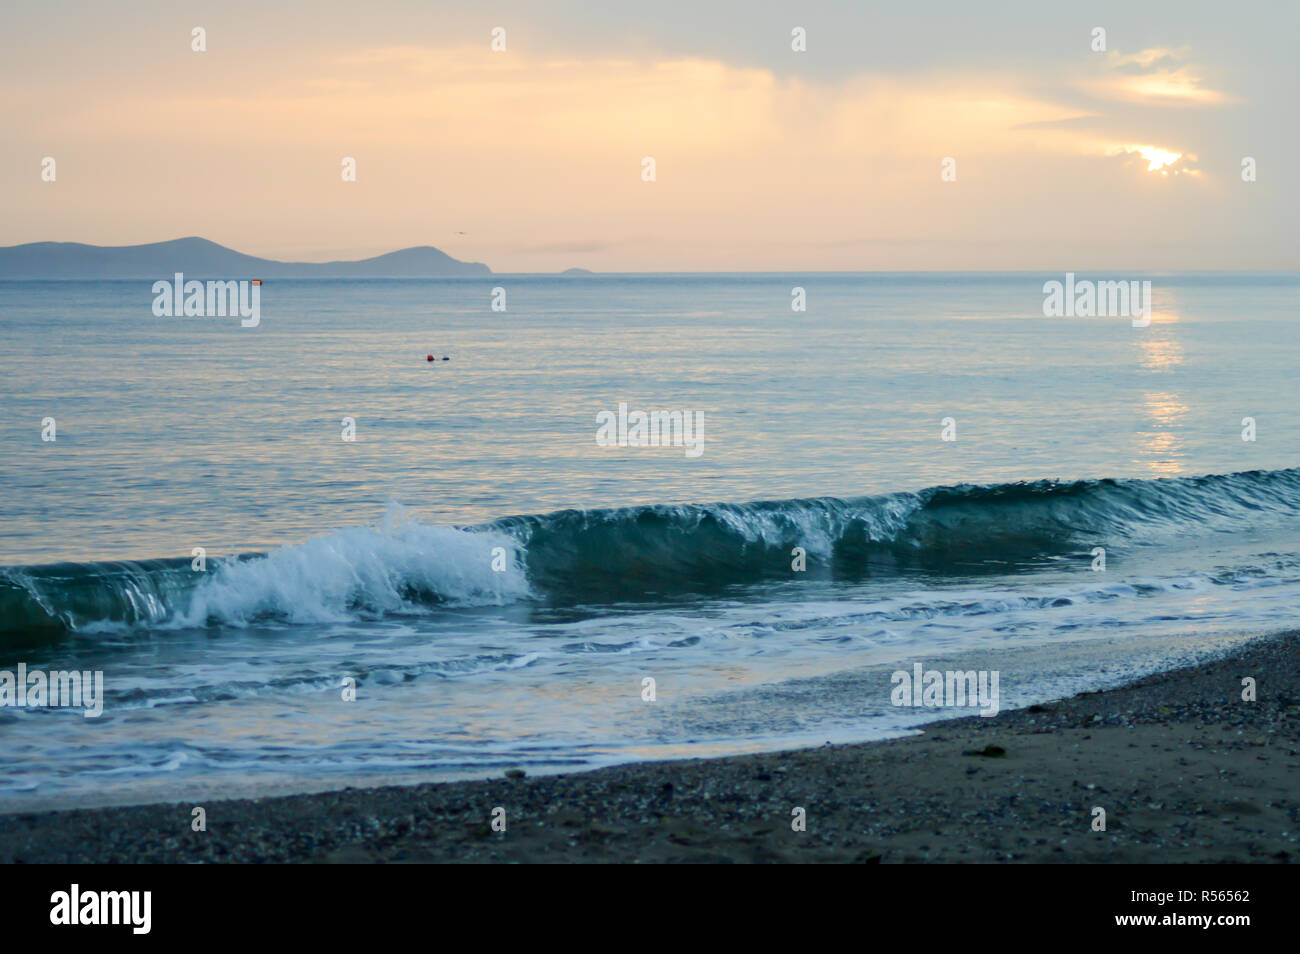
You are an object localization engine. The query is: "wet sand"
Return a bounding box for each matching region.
[2,631,1296,863]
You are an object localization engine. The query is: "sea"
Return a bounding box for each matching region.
[1,272,1298,809]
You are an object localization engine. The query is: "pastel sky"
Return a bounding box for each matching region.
[1,1,1295,271]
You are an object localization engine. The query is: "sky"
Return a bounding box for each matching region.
[1,1,1296,272]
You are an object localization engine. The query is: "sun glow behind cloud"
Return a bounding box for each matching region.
[1106,144,1201,177]
[1133,146,1181,172]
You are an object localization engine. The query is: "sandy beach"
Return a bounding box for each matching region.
[1,630,1295,864]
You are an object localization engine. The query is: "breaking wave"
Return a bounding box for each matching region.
[4,468,1300,644]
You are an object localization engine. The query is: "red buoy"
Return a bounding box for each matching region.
[426,354,435,362]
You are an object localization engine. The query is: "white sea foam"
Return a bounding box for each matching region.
[175,509,530,627]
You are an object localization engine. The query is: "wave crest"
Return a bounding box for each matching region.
[4,467,1300,641]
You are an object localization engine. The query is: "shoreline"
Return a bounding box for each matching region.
[2,630,1296,863]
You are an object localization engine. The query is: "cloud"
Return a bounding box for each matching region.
[1011,115,1106,131]
[0,38,1255,268]
[1080,48,1235,106]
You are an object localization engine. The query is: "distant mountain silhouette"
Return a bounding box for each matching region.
[0,237,491,278]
